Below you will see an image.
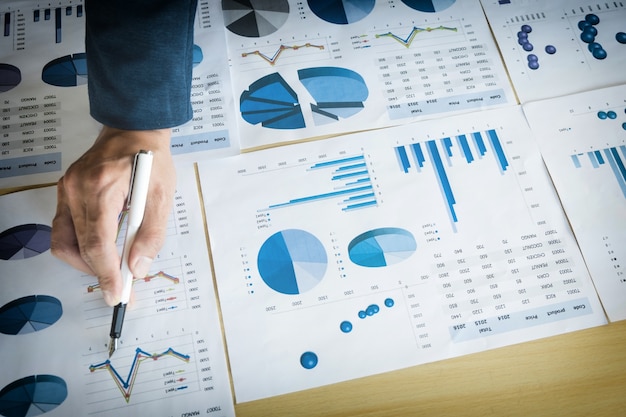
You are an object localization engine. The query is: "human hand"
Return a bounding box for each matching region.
[51,126,176,306]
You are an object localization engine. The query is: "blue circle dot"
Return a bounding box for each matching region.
[528,60,539,70]
[300,351,318,369]
[598,111,607,119]
[580,32,596,43]
[617,32,626,44]
[366,304,379,316]
[607,111,617,119]
[588,42,602,52]
[527,54,538,62]
[521,24,532,33]
[578,20,591,30]
[522,42,534,51]
[622,122,626,130]
[545,45,556,54]
[358,310,367,319]
[592,48,607,59]
[517,31,528,39]
[583,26,598,37]
[384,298,395,308]
[585,14,600,25]
[340,320,353,333]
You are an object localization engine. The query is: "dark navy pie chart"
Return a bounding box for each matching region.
[0,224,52,260]
[0,295,63,335]
[0,375,68,417]
[0,64,21,93]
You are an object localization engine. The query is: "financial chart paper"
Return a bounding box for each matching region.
[524,84,626,321]
[223,0,516,149]
[198,106,607,402]
[0,164,235,417]
[481,0,626,103]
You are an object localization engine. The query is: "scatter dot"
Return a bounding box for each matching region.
[340,320,353,333]
[300,351,318,369]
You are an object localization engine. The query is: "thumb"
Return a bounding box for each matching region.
[128,220,166,279]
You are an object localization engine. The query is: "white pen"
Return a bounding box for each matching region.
[108,150,153,358]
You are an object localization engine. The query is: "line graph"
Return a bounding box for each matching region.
[241,43,325,65]
[89,347,190,403]
[375,25,458,47]
[86,271,180,293]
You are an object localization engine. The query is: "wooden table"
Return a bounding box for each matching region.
[235,320,626,417]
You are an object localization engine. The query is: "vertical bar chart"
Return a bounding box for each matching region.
[571,145,626,198]
[394,129,509,231]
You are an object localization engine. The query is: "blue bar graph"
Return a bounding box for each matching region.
[262,154,377,212]
[571,146,626,198]
[411,143,425,170]
[30,4,84,44]
[395,146,410,173]
[395,130,510,231]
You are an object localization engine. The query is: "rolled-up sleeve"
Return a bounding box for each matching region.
[85,0,197,130]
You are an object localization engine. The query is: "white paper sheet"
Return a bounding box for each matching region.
[198,105,607,402]
[0,0,239,189]
[523,84,626,321]
[0,163,235,417]
[481,0,626,103]
[223,0,516,149]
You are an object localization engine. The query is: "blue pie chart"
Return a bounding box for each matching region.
[42,53,87,87]
[348,228,417,267]
[308,0,375,24]
[0,375,68,417]
[240,67,368,129]
[401,0,456,12]
[0,295,63,335]
[257,229,327,295]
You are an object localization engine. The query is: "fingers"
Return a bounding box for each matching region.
[129,152,177,280]
[51,126,174,307]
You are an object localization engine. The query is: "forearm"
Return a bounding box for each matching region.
[85,0,198,130]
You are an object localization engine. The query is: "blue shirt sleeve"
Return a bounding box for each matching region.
[85,0,197,130]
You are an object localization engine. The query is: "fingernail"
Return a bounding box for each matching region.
[102,290,118,307]
[133,256,153,278]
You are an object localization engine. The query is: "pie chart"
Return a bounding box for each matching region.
[222,0,290,37]
[348,228,417,267]
[308,0,375,24]
[257,229,327,295]
[0,64,21,93]
[240,67,368,129]
[41,53,87,87]
[0,295,63,335]
[401,0,456,13]
[0,375,68,417]
[240,72,305,129]
[0,224,52,260]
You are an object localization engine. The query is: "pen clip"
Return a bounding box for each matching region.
[125,152,141,210]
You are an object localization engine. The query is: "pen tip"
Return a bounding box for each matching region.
[108,338,117,358]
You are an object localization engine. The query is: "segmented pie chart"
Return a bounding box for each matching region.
[41,53,87,87]
[401,0,456,13]
[0,375,68,417]
[0,295,63,335]
[222,0,290,37]
[348,228,417,267]
[257,229,327,295]
[0,224,52,260]
[308,0,375,24]
[0,64,21,93]
[240,67,368,129]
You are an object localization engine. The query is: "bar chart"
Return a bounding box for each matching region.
[394,130,509,231]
